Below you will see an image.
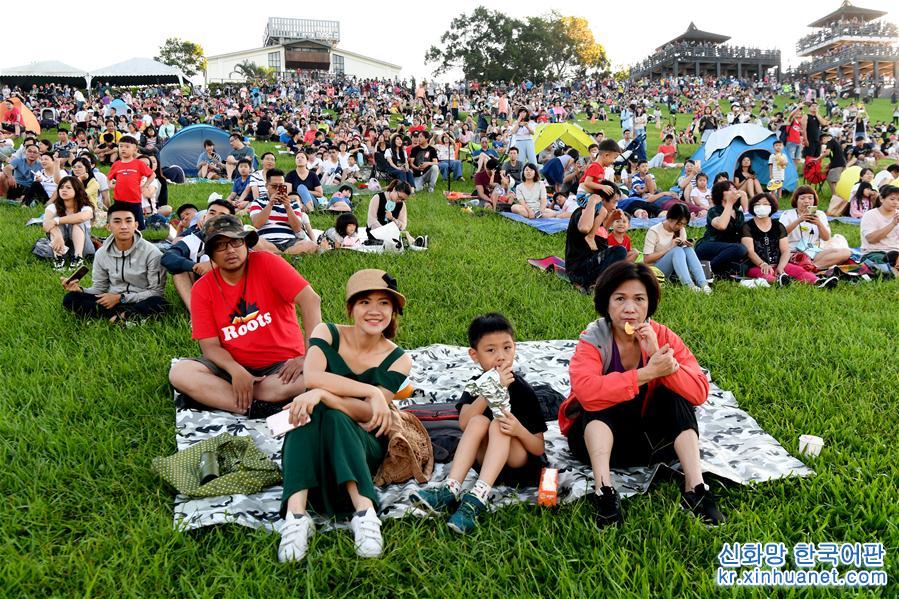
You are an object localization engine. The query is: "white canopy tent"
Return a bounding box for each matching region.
[0,60,88,87]
[87,57,186,88]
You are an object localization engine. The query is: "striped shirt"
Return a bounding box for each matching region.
[249,169,268,200]
[249,197,305,243]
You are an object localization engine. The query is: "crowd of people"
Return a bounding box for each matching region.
[0,70,897,563]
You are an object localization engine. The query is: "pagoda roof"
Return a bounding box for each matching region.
[808,1,887,28]
[660,23,731,48]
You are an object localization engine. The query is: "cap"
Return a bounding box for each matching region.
[202,214,258,255]
[345,269,406,314]
[207,192,223,204]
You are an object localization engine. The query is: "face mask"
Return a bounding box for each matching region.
[753,205,772,218]
[385,200,396,212]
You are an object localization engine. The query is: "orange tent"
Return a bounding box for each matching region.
[0,98,41,135]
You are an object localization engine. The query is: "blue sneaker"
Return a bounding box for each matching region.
[447,493,486,534]
[410,485,458,515]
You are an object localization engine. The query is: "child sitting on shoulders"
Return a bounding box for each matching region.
[327,184,354,212]
[607,210,639,262]
[411,313,547,534]
[320,212,363,249]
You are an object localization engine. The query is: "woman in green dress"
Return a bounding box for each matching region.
[278,269,412,563]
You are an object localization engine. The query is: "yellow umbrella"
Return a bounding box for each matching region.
[835,166,861,200]
[533,123,596,157]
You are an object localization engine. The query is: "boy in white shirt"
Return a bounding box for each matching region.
[767,140,788,199]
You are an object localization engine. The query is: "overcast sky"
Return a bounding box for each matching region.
[4,0,896,79]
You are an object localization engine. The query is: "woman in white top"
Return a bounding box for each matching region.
[512,164,545,219]
[642,203,711,292]
[860,184,899,255]
[779,185,852,269]
[43,175,94,270]
[509,108,537,165]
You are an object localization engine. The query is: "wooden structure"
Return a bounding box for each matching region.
[631,23,781,80]
[796,1,899,86]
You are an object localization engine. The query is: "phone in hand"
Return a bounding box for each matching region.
[65,265,89,285]
[266,409,298,437]
[276,183,288,196]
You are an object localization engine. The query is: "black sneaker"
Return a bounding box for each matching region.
[776,273,791,287]
[587,485,623,529]
[247,399,291,420]
[53,255,68,271]
[681,483,725,526]
[816,275,838,290]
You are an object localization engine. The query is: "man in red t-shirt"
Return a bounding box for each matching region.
[168,215,322,417]
[107,135,154,230]
[2,100,24,136]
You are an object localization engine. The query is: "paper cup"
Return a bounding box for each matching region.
[799,434,824,457]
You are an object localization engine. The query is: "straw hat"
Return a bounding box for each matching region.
[345,269,406,314]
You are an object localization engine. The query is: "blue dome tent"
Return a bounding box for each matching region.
[681,124,799,193]
[109,98,132,118]
[159,124,253,178]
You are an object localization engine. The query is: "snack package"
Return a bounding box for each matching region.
[464,368,511,418]
[538,468,559,507]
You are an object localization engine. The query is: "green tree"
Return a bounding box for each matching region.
[155,38,207,78]
[426,7,608,83]
[425,7,525,81]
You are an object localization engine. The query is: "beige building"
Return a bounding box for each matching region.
[205,18,401,83]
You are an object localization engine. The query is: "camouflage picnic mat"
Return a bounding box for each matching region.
[169,340,812,532]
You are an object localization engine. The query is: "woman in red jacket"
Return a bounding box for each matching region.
[558,262,724,528]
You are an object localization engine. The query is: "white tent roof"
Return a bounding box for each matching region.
[90,57,185,80]
[702,124,776,160]
[1,60,87,77]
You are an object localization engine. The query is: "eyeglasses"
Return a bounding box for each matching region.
[212,238,246,252]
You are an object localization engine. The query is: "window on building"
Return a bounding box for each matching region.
[332,54,345,75]
[268,52,281,72]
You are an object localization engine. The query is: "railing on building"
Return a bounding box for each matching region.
[797,44,899,73]
[263,17,340,47]
[797,21,899,54]
[632,43,781,75]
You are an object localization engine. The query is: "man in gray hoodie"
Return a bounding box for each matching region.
[61,202,167,321]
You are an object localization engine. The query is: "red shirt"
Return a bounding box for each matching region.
[108,159,153,203]
[658,144,676,164]
[578,161,604,185]
[608,233,631,250]
[191,251,309,368]
[3,107,21,124]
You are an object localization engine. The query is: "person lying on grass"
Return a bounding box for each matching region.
[411,313,547,534]
[320,213,364,250]
[43,176,94,272]
[168,214,322,418]
[60,202,167,323]
[741,192,836,288]
[545,191,578,218]
[642,203,711,293]
[161,200,236,312]
[367,180,428,250]
[565,182,628,290]
[777,185,852,271]
[278,270,412,562]
[559,261,724,528]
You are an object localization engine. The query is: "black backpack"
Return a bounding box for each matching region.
[401,402,462,463]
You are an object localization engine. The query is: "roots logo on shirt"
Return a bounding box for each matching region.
[222,298,272,341]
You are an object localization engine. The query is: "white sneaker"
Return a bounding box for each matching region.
[278,512,315,563]
[739,279,758,289]
[350,508,383,558]
[701,285,713,295]
[755,278,771,288]
[689,285,703,292]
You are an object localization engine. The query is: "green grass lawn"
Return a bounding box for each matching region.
[1,98,897,597]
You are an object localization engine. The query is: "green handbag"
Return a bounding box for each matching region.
[152,433,281,498]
